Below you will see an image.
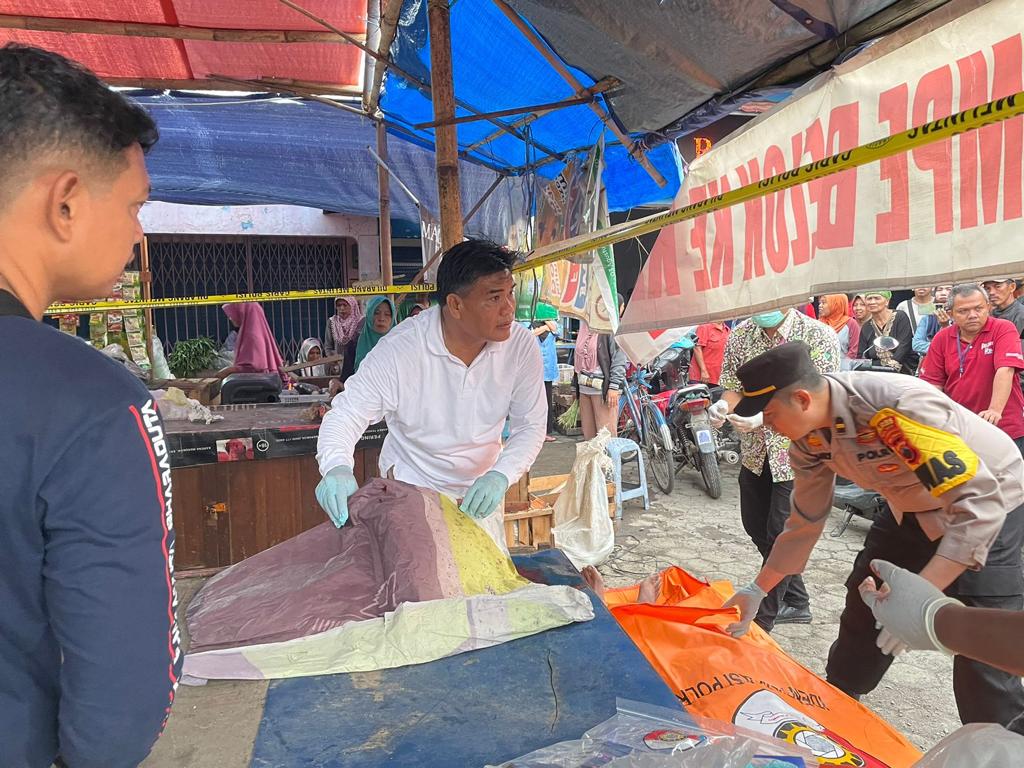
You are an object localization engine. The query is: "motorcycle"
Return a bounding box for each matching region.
[648,345,738,499]
[831,477,890,536]
[667,381,726,498]
[831,335,898,536]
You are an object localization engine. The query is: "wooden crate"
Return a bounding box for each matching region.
[501,472,616,550]
[528,473,616,519]
[504,504,554,550]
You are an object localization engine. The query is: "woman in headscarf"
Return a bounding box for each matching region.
[296,338,328,377]
[341,296,396,379]
[324,297,363,358]
[851,294,868,325]
[818,293,860,359]
[395,294,430,324]
[218,302,287,382]
[857,290,917,373]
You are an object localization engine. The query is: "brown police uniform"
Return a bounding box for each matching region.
[766,371,1024,726]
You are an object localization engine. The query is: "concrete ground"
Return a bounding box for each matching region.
[144,435,963,766]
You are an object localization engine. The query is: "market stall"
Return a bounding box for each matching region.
[167,403,386,570]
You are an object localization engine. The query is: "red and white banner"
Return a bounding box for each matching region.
[619,0,1024,362]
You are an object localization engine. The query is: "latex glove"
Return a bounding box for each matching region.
[460,471,509,519]
[708,399,730,429]
[727,411,764,434]
[315,465,359,528]
[858,559,961,655]
[722,582,767,638]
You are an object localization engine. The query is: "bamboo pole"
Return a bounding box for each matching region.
[462,174,505,227]
[365,0,405,114]
[140,236,156,381]
[415,75,620,130]
[108,76,362,97]
[377,120,394,286]
[414,94,595,129]
[490,0,666,188]
[205,73,368,116]
[0,12,367,43]
[427,0,463,249]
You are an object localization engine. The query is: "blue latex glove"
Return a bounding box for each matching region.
[459,471,509,519]
[316,465,358,527]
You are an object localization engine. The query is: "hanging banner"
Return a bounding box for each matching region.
[618,0,1024,362]
[519,142,619,332]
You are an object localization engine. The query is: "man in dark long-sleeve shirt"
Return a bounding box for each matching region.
[0,45,181,767]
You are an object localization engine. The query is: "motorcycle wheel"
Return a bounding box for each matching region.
[642,403,675,495]
[698,449,722,499]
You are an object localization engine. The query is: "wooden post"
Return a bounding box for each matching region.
[427,0,463,250]
[376,120,394,287]
[140,236,156,381]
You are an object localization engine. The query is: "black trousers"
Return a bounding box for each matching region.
[738,458,810,632]
[544,380,555,434]
[825,504,1024,726]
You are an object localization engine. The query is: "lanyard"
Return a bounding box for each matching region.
[956,335,972,378]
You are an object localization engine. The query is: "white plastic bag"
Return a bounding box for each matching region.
[152,387,222,424]
[912,724,1024,767]
[553,428,615,568]
[151,335,174,380]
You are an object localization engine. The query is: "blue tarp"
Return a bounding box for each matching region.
[129,0,686,234]
[134,92,531,239]
[134,91,682,240]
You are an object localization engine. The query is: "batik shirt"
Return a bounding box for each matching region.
[720,311,841,481]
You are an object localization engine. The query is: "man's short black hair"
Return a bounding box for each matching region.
[0,44,158,202]
[434,239,517,304]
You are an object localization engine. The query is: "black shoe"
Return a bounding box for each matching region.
[775,604,812,625]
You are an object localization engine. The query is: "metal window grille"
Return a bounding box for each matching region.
[150,235,350,362]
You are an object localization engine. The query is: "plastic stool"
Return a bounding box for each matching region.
[605,437,650,520]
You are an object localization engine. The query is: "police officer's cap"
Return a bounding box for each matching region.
[734,341,817,417]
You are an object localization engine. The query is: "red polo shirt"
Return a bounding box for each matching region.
[920,317,1024,438]
[692,323,730,384]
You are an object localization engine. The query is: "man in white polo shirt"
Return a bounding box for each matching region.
[316,239,547,548]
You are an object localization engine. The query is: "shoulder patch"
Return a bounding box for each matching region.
[868,408,978,497]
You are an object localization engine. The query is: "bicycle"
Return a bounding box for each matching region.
[617,367,676,494]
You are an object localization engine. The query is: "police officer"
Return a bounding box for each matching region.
[723,341,1024,727]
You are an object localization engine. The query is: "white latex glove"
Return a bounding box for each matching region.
[727,411,763,434]
[708,399,730,429]
[722,582,767,638]
[858,559,961,655]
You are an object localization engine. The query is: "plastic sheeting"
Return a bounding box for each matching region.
[0,0,367,90]
[132,90,681,235]
[503,0,906,134]
[134,92,530,239]
[383,0,684,205]
[182,479,594,681]
[488,699,814,767]
[604,568,922,767]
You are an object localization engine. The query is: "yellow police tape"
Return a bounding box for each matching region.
[45,284,436,315]
[512,90,1024,274]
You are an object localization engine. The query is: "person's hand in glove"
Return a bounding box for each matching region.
[316,465,359,528]
[727,411,764,434]
[722,582,767,638]
[708,399,730,429]
[460,470,509,519]
[859,559,961,656]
